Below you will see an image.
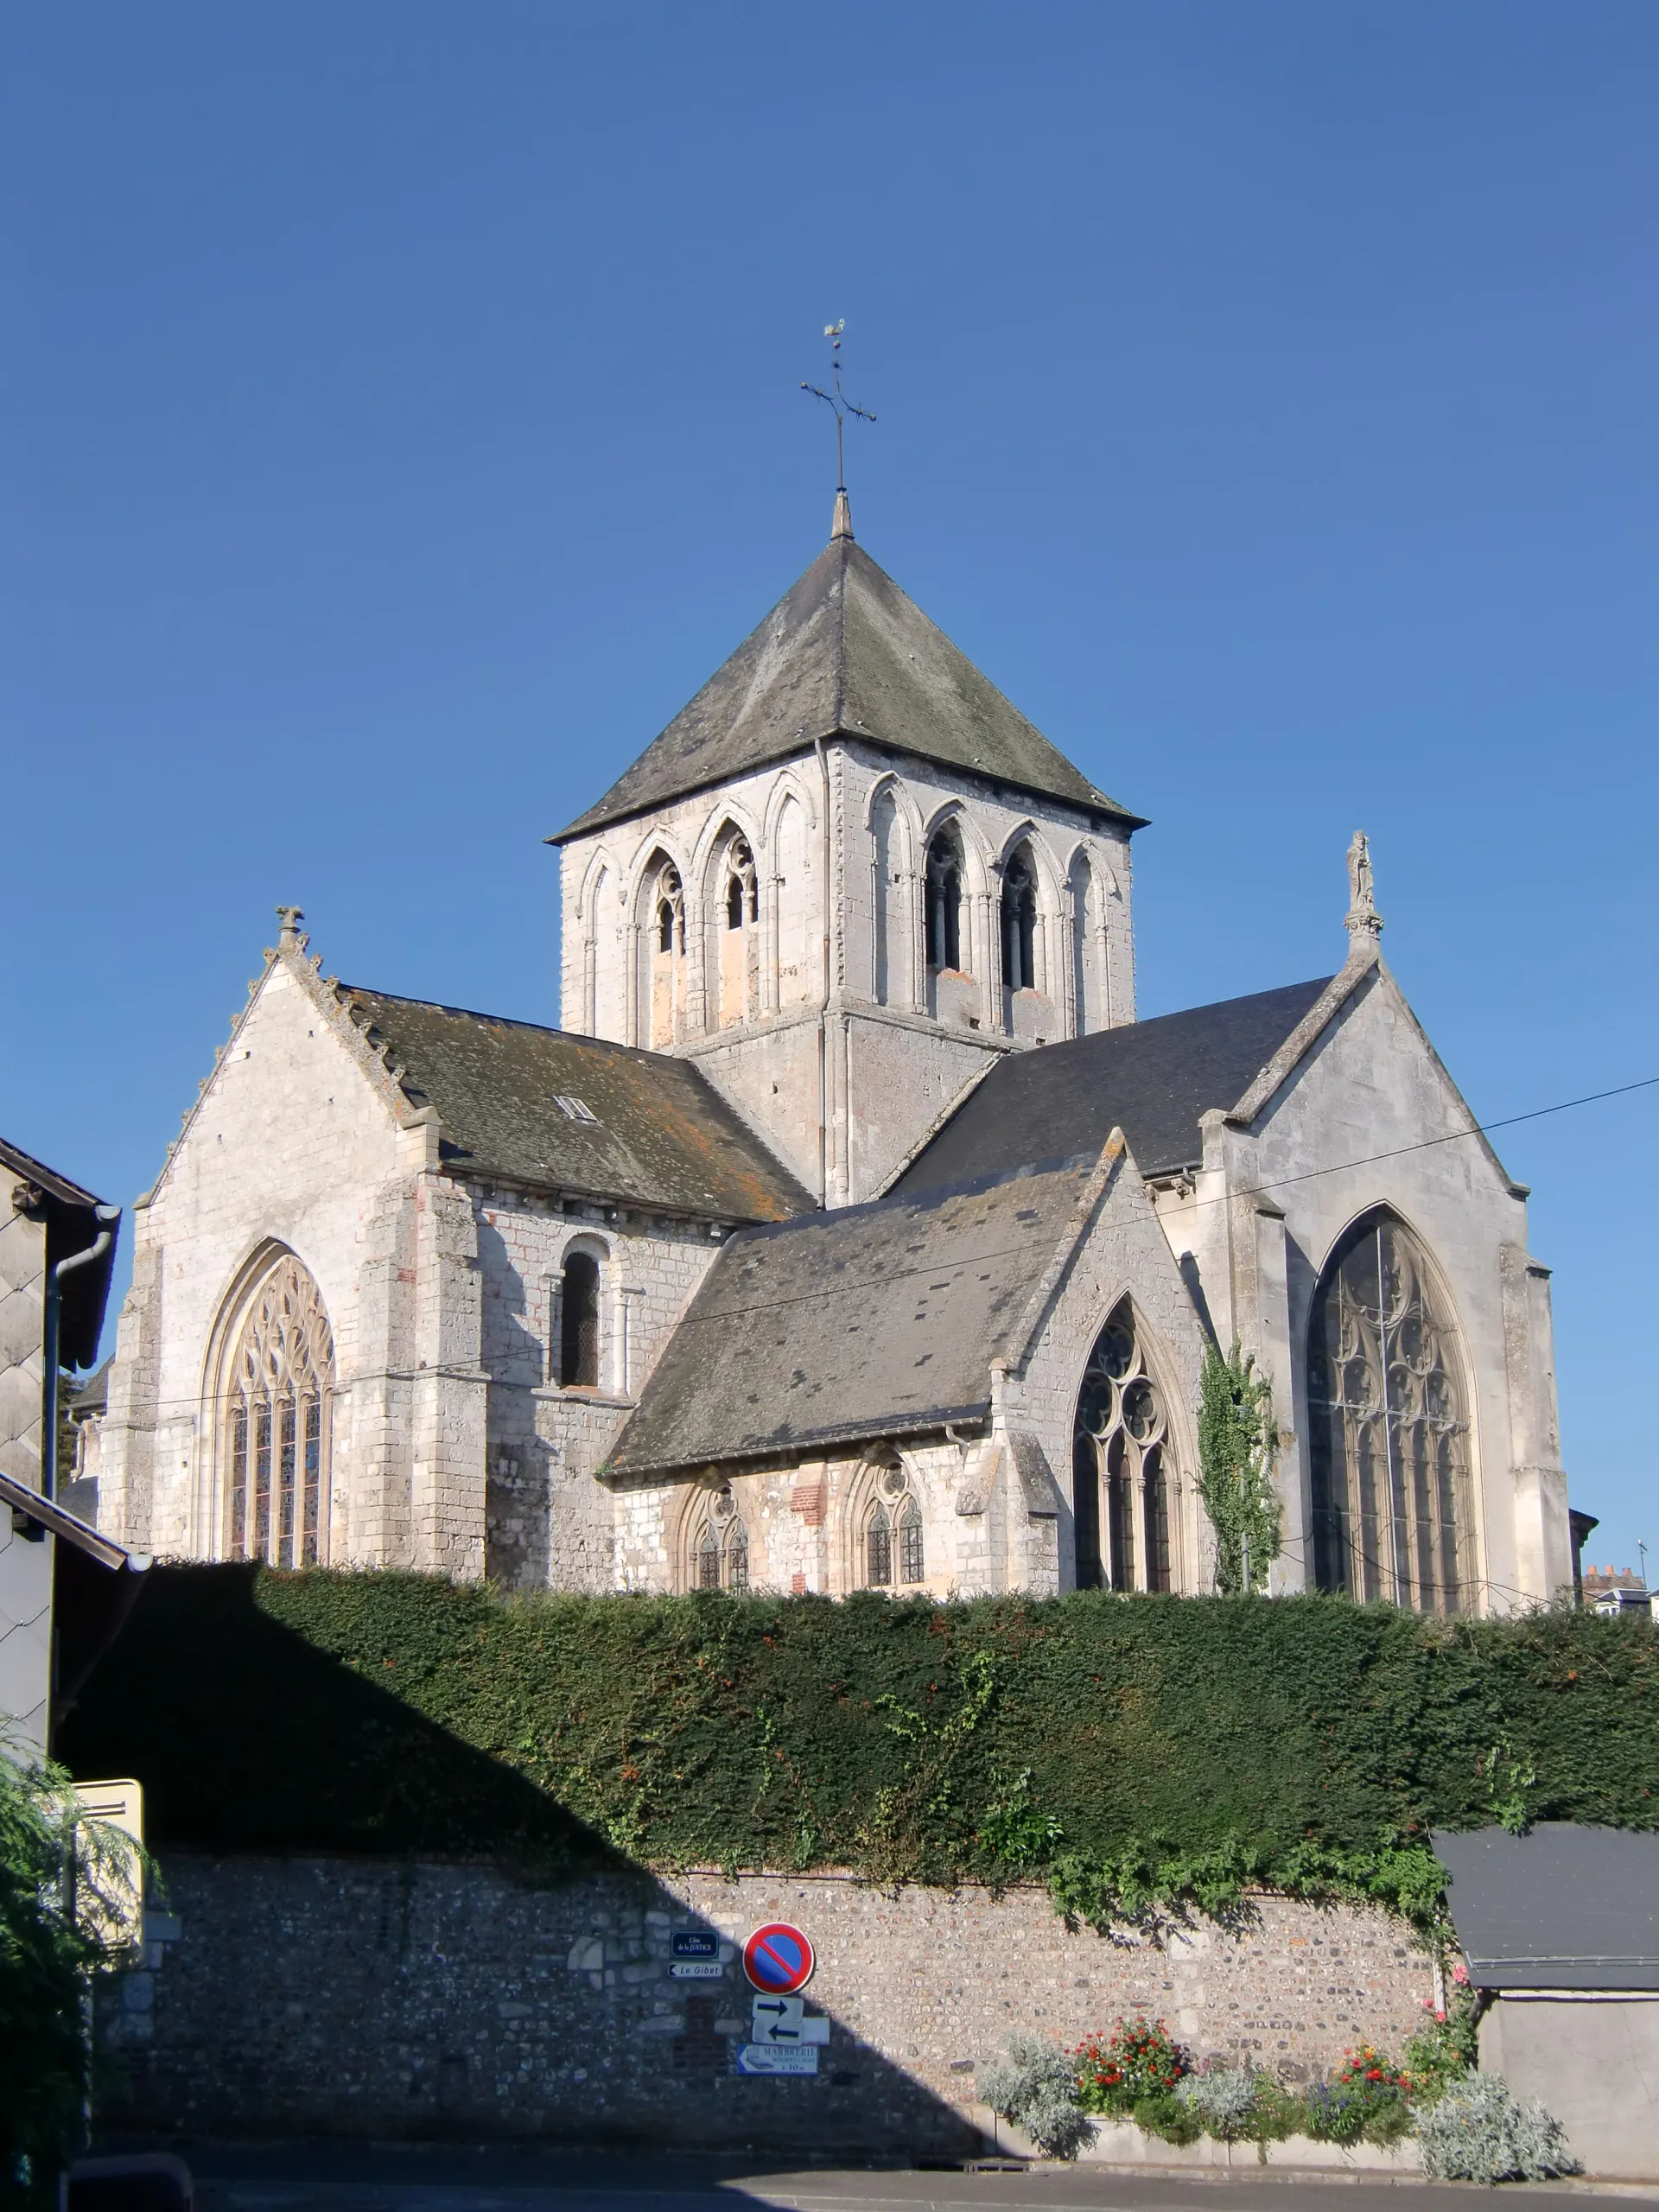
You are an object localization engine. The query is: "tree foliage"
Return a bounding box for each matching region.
[1198,1340,1282,1594]
[0,1751,138,2211]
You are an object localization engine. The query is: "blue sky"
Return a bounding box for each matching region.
[4,2,1654,1575]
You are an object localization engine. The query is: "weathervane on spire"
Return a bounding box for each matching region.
[802,321,875,540]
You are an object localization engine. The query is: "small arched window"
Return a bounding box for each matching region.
[558,1250,601,1389]
[1307,1211,1474,1615]
[1001,846,1038,992]
[222,1253,334,1567]
[1072,1299,1173,1592]
[925,829,963,972]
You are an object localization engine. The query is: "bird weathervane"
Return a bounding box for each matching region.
[802,321,875,536]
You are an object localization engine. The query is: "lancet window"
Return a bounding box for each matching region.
[717,833,758,1027]
[1001,845,1038,993]
[1306,1211,1474,1616]
[925,828,963,973]
[1071,1300,1172,1592]
[223,1254,334,1567]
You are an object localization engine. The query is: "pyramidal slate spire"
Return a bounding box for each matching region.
[550,525,1142,842]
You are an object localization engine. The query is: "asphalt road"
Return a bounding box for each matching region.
[94,2143,1659,2212]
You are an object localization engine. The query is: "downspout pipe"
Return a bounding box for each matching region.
[41,1218,115,1503]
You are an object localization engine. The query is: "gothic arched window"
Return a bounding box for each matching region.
[862,1462,925,1589]
[1307,1211,1474,1616]
[925,828,963,973]
[223,1253,334,1567]
[1001,845,1038,993]
[558,1249,601,1388]
[691,1493,748,1591]
[1072,1300,1172,1592]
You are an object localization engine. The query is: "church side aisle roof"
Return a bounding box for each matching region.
[336,987,812,1222]
[887,976,1335,1193]
[604,1160,1096,1477]
[550,535,1141,842]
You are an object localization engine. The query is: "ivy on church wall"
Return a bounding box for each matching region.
[58,1566,1656,1932]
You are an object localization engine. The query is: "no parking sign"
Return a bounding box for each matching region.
[741,1921,814,1995]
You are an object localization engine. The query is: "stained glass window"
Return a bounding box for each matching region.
[1307,1212,1473,1616]
[223,1254,333,1567]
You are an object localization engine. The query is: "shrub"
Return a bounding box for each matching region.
[1,1751,140,2211]
[1401,1978,1479,2103]
[1416,2075,1579,2183]
[1074,2017,1189,2113]
[58,1564,1659,1926]
[1129,2090,1201,2145]
[1303,2044,1414,2145]
[1177,2065,1258,2140]
[978,2033,1095,2160]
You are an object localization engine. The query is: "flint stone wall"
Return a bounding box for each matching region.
[100,1856,1433,2152]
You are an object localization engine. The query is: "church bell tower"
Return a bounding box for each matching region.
[550,500,1143,1205]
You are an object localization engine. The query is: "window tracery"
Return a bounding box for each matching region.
[1071,1300,1172,1592]
[691,1488,749,1591]
[1307,1211,1474,1616]
[223,1254,334,1567]
[862,1460,925,1588]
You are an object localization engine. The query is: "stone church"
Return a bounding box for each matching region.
[92,498,1571,1612]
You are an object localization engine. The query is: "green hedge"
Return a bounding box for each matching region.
[59,1567,1658,1927]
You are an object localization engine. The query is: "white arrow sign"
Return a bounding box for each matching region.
[751,1996,804,2027]
[751,2013,830,2046]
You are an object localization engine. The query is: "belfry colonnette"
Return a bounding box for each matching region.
[87,501,1569,1611]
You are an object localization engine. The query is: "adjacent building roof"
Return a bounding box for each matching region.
[337,988,812,1223]
[552,533,1141,842]
[888,977,1335,1194]
[1434,1825,1659,1991]
[605,1160,1096,1476]
[1,1137,121,1369]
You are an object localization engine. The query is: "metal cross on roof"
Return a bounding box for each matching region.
[801,321,875,512]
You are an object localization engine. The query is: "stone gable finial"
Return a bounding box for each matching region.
[276,905,306,950]
[1344,832,1382,950]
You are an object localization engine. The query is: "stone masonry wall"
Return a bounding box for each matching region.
[102,1856,1434,2152]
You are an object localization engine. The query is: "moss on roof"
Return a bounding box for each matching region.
[339,988,811,1222]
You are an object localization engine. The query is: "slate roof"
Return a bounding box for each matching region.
[888,977,1335,1194]
[552,534,1141,842]
[604,1160,1096,1476]
[1434,1826,1659,1991]
[336,989,812,1223]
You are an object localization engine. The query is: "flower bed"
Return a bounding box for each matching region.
[978,1994,1577,2181]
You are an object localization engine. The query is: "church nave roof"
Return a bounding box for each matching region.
[336,986,813,1223]
[888,976,1336,1193]
[603,1157,1097,1477]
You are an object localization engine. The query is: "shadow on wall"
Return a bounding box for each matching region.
[60,1568,985,2155]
